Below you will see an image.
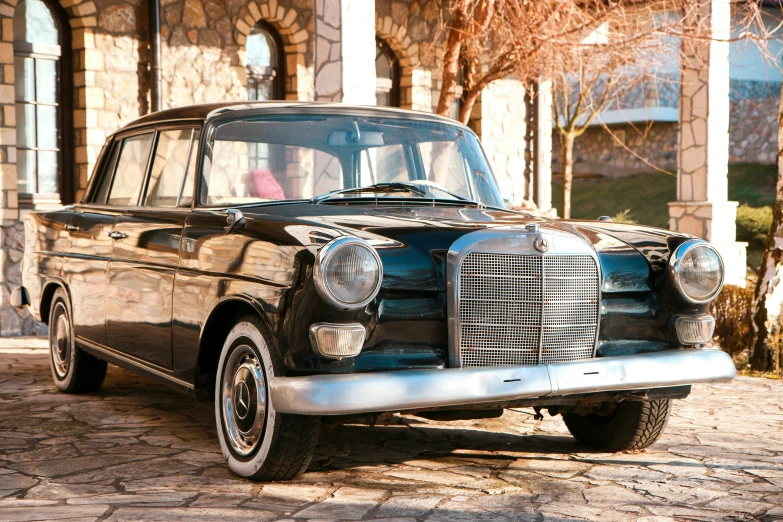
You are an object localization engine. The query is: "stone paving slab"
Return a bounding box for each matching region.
[0,350,782,521]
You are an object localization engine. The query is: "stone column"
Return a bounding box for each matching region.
[669,0,746,286]
[313,0,375,104]
[535,79,553,214]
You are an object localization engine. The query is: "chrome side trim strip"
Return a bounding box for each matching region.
[269,349,735,415]
[77,337,194,391]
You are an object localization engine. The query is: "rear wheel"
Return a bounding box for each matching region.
[215,315,320,481]
[48,288,107,393]
[562,399,672,451]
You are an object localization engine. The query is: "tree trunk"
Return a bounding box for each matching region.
[750,83,783,372]
[435,11,465,118]
[561,134,575,220]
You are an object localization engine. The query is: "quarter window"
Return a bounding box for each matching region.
[144,129,200,208]
[107,133,154,206]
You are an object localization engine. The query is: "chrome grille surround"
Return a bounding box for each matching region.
[446,227,601,368]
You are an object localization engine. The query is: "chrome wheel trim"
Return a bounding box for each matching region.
[51,302,71,379]
[221,344,267,456]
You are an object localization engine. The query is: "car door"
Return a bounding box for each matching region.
[64,140,122,346]
[105,127,199,368]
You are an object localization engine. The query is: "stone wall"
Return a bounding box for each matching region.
[555,78,780,179]
[552,122,678,178]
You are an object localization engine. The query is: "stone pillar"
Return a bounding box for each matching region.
[313,0,375,104]
[669,0,746,287]
[535,79,553,214]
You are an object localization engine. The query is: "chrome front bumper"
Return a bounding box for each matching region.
[270,349,736,415]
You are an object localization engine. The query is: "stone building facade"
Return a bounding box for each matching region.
[0,0,546,335]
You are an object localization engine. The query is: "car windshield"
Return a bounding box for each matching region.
[200,114,504,207]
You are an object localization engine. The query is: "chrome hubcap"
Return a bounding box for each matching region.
[221,345,266,456]
[51,303,71,378]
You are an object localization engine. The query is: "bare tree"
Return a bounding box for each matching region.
[750,82,783,372]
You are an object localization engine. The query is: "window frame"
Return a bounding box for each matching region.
[13,0,74,207]
[375,37,400,108]
[246,21,285,101]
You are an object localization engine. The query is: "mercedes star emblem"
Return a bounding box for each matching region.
[235,381,250,419]
[534,236,549,253]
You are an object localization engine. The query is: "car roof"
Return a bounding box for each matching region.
[120,101,466,133]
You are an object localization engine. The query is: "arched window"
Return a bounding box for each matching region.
[375,38,400,107]
[13,0,72,206]
[246,22,284,101]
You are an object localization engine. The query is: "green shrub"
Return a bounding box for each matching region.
[611,209,637,224]
[710,285,754,358]
[736,204,772,252]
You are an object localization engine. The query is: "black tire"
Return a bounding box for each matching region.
[215,314,320,481]
[562,399,672,451]
[48,288,107,394]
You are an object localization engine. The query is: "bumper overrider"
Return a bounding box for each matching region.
[270,349,736,415]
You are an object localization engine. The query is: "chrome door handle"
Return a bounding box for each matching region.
[65,224,80,232]
[108,231,128,240]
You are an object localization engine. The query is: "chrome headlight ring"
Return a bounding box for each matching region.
[668,239,725,304]
[313,237,383,310]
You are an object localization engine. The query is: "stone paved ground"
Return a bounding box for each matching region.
[1,346,782,521]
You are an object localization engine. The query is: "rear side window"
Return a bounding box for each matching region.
[107,133,154,206]
[144,128,199,208]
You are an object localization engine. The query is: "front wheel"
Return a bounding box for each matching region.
[215,316,320,481]
[562,399,672,451]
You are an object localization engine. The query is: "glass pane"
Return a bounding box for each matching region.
[250,79,273,101]
[107,133,154,206]
[202,116,503,206]
[18,0,59,46]
[17,150,36,194]
[14,57,35,102]
[37,150,58,193]
[36,105,57,150]
[16,103,36,148]
[376,92,390,107]
[420,141,471,198]
[178,130,200,207]
[145,129,193,207]
[376,44,392,79]
[93,143,120,204]
[35,59,57,104]
[247,28,275,67]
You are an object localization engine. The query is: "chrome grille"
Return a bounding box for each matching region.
[457,252,599,368]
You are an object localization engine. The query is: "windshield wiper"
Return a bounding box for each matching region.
[311,182,427,203]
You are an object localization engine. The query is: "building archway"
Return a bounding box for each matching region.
[234,1,309,101]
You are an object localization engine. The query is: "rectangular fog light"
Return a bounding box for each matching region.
[675,315,715,345]
[309,323,366,359]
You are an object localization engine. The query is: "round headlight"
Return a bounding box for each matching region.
[314,237,383,310]
[669,240,724,303]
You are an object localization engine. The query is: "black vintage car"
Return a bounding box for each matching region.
[14,102,735,481]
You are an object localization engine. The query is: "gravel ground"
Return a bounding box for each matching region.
[0,345,782,521]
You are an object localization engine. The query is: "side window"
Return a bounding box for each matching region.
[144,128,199,208]
[90,141,120,205]
[107,133,154,206]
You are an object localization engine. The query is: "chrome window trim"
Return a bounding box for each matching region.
[313,236,383,311]
[446,226,602,368]
[668,239,725,304]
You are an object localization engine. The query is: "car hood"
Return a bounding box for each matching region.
[242,202,690,293]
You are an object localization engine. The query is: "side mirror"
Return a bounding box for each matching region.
[225,209,247,234]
